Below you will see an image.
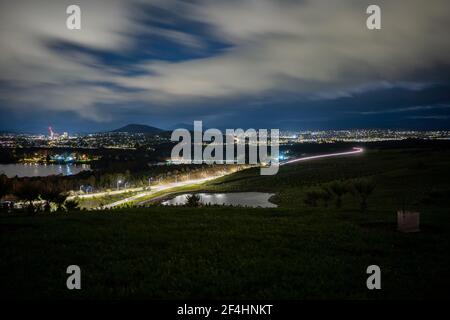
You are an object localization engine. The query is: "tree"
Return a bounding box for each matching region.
[319,187,333,208]
[351,179,376,213]
[65,198,80,211]
[0,174,12,212]
[186,194,201,207]
[328,181,350,209]
[0,174,11,200]
[304,189,321,207]
[54,192,69,211]
[40,185,62,212]
[14,181,41,214]
[88,175,96,188]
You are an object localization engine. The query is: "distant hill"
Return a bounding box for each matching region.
[170,123,195,131]
[0,129,22,135]
[111,124,165,134]
[169,123,216,131]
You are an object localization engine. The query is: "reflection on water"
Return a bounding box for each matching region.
[0,163,91,178]
[162,192,277,208]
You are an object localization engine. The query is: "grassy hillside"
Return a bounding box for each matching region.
[205,145,450,214]
[1,143,450,299]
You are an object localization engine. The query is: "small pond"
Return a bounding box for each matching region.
[162,192,277,208]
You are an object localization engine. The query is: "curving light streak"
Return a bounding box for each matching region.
[98,175,228,209]
[89,147,364,209]
[280,147,364,166]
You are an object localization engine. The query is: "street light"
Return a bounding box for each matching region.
[117,179,122,191]
[148,177,153,190]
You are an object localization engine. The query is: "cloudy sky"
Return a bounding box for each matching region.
[0,0,449,133]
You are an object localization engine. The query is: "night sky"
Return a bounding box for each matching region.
[0,0,449,133]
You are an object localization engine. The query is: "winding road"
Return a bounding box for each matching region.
[91,147,364,209]
[280,147,364,166]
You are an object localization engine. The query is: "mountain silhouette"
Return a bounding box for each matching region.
[111,124,165,134]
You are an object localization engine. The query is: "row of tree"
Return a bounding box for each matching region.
[304,179,376,213]
[1,164,245,198]
[0,174,79,213]
[0,164,245,212]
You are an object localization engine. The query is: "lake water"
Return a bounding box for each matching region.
[0,163,91,178]
[162,192,277,208]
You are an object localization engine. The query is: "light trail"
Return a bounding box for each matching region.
[90,147,363,209]
[70,187,145,200]
[97,174,228,209]
[280,147,364,166]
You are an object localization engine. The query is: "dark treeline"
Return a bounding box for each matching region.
[0,144,174,165]
[0,164,245,211]
[0,174,77,213]
[303,178,376,213]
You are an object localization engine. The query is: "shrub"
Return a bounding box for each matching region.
[54,193,69,211]
[304,189,322,207]
[351,179,376,213]
[13,181,41,214]
[328,181,350,208]
[0,174,11,201]
[185,194,201,207]
[40,185,63,212]
[65,199,80,211]
[319,187,333,207]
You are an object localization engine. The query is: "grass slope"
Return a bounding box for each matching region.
[1,144,450,299]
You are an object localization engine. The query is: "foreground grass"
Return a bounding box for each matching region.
[1,142,450,299]
[1,206,449,299]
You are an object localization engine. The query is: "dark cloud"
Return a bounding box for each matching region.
[0,0,449,131]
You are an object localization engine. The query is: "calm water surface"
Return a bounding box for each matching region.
[162,192,277,208]
[0,163,91,177]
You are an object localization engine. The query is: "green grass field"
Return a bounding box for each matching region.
[1,143,450,299]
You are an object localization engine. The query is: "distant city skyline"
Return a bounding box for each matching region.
[2,125,450,137]
[1,0,450,133]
